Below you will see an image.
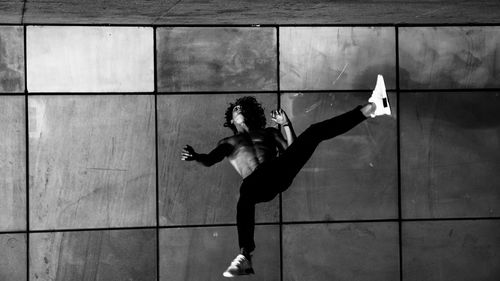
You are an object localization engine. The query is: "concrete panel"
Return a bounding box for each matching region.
[0,2,23,24]
[160,225,279,281]
[280,27,396,90]
[158,94,279,225]
[23,0,179,25]
[29,95,156,230]
[403,220,500,281]
[0,234,26,281]
[401,92,500,219]
[283,222,399,281]
[400,27,500,89]
[30,229,156,281]
[27,26,154,92]
[17,1,500,25]
[0,26,24,92]
[281,92,398,222]
[157,27,277,92]
[0,96,26,231]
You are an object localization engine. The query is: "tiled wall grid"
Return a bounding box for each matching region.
[0,25,499,281]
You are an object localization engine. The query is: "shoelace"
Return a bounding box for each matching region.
[230,255,246,267]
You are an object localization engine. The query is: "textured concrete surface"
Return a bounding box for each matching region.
[157,27,277,92]
[280,27,396,90]
[160,225,280,281]
[401,92,500,219]
[21,0,179,25]
[2,0,500,24]
[0,96,26,231]
[0,234,26,281]
[26,26,154,92]
[400,27,500,89]
[403,220,500,281]
[158,94,279,225]
[29,95,156,230]
[0,1,24,24]
[281,92,398,222]
[30,229,156,281]
[0,20,496,281]
[283,222,399,281]
[0,26,24,93]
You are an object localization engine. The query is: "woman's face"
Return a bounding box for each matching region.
[232,105,245,125]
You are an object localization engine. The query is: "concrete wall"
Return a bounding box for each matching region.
[0,25,499,281]
[2,1,500,25]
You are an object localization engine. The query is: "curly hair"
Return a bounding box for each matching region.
[224,96,267,134]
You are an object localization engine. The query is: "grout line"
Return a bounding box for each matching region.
[156,90,280,95]
[402,217,500,222]
[153,26,161,281]
[23,24,30,281]
[276,26,284,281]
[29,226,159,233]
[396,26,403,281]
[24,92,157,96]
[25,91,277,95]
[1,216,499,235]
[395,23,500,27]
[399,88,500,92]
[278,89,397,93]
[0,231,26,235]
[160,222,278,228]
[18,88,500,96]
[0,93,26,96]
[9,23,500,27]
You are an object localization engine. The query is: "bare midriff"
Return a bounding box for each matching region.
[227,130,278,179]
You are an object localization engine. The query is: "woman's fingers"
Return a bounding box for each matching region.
[271,110,278,122]
[181,148,192,160]
[181,145,196,161]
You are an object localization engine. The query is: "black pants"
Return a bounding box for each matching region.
[237,106,367,253]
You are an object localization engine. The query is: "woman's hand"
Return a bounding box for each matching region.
[181,145,198,161]
[270,109,290,126]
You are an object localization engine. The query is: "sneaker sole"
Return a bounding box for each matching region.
[223,269,255,278]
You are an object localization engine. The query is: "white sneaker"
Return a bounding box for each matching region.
[222,254,255,277]
[368,74,391,118]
